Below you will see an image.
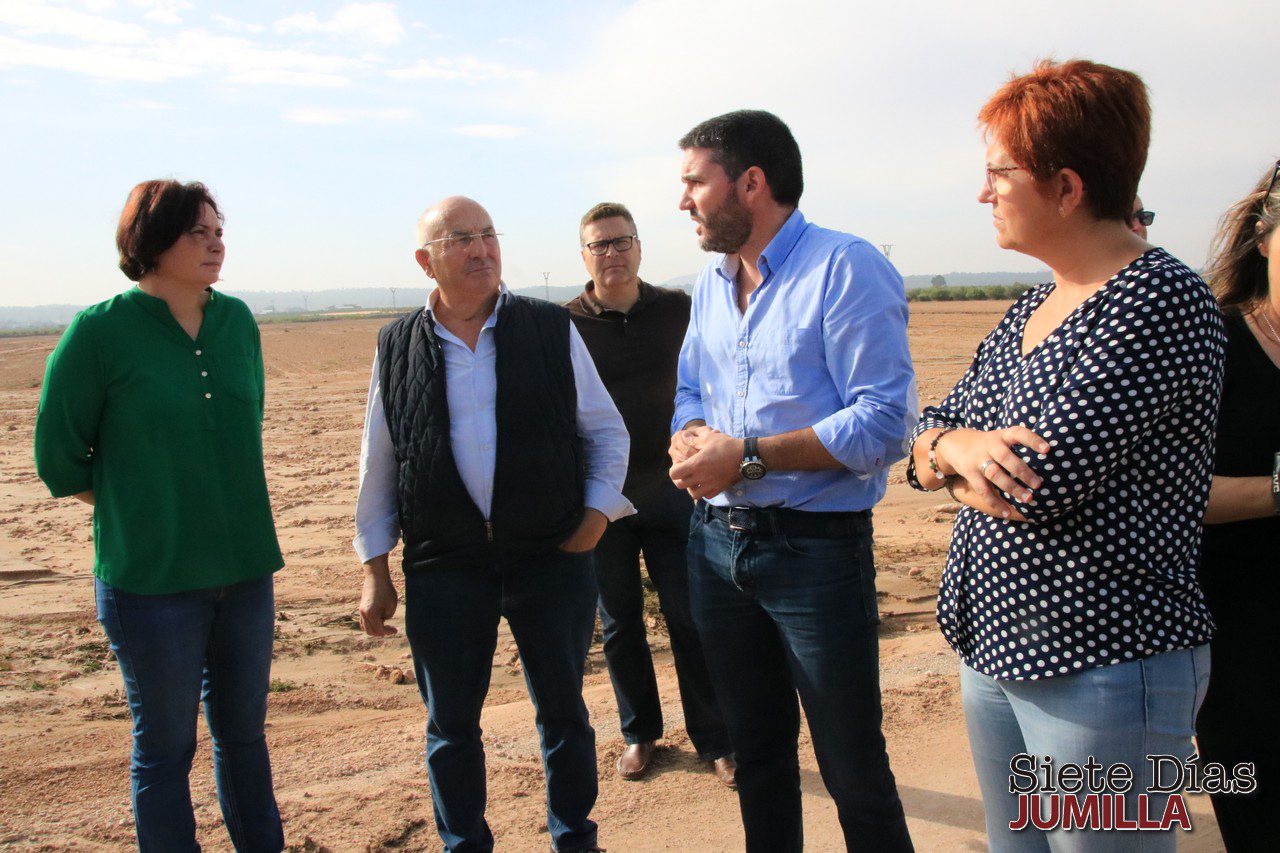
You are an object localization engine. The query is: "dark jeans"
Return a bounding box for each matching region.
[402,549,599,853]
[94,574,283,853]
[595,484,730,759]
[687,507,912,853]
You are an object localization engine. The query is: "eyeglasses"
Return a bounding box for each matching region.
[1262,159,1280,217]
[421,229,501,251]
[1134,209,1155,227]
[985,165,1024,193]
[583,235,637,256]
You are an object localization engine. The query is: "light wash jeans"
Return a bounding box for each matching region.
[961,645,1210,853]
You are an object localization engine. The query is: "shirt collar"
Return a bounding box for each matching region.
[578,279,654,316]
[713,208,807,286]
[426,282,508,329]
[127,285,218,341]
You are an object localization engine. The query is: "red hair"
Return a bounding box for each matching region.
[978,59,1150,221]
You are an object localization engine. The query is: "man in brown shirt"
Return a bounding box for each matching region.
[565,203,734,787]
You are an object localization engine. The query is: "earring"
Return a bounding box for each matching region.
[1058,205,1065,217]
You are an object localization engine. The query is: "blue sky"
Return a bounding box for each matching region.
[1,0,1277,306]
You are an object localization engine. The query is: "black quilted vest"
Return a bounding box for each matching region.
[377,295,585,571]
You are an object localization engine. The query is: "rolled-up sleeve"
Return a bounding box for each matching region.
[34,314,105,498]
[569,325,635,522]
[810,243,918,476]
[352,349,402,562]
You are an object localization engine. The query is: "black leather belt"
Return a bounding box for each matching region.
[698,501,869,538]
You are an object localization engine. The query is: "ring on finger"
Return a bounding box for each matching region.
[979,459,996,476]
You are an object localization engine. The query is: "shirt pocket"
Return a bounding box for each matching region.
[760,327,823,395]
[214,354,261,404]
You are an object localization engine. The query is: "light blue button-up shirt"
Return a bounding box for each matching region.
[354,286,634,562]
[672,209,918,511]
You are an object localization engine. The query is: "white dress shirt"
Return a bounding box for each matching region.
[354,286,634,563]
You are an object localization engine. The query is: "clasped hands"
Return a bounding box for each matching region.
[930,426,1051,522]
[668,423,745,501]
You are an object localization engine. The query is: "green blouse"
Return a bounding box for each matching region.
[34,287,284,594]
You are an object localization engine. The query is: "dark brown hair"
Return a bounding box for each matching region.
[678,110,803,207]
[579,202,636,241]
[1206,160,1279,309]
[978,59,1150,222]
[116,180,221,281]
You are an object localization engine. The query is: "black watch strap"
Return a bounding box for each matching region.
[744,436,759,461]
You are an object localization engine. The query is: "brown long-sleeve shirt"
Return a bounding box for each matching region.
[565,280,690,501]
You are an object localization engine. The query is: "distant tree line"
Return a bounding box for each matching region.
[908,283,1033,302]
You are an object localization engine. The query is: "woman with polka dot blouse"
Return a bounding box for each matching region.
[908,60,1223,851]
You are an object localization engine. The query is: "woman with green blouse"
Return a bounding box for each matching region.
[35,180,285,852]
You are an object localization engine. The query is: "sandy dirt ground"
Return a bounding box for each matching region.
[0,301,1226,851]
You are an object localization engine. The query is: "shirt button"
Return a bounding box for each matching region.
[195,349,202,356]
[738,340,747,348]
[736,390,745,397]
[201,371,208,377]
[205,392,212,399]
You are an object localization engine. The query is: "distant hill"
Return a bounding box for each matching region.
[0,271,1041,331]
[0,304,85,330]
[903,271,1049,290]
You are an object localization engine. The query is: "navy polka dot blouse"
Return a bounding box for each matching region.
[908,249,1224,680]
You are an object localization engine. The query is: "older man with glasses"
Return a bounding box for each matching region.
[353,196,632,853]
[565,202,735,788]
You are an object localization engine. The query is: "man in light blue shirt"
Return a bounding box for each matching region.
[353,196,631,853]
[670,111,916,852]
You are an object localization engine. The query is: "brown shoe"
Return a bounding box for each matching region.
[616,742,655,780]
[710,755,737,789]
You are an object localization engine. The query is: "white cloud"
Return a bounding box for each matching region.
[150,30,362,87]
[0,26,364,87]
[0,33,195,81]
[454,124,528,139]
[275,2,404,45]
[211,14,265,34]
[387,56,531,82]
[0,1,147,44]
[129,0,191,26]
[125,97,172,109]
[285,106,415,125]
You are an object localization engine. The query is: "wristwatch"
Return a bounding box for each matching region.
[740,436,767,481]
[1272,451,1280,515]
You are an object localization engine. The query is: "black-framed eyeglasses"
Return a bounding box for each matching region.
[984,165,1023,193]
[1134,209,1155,227]
[583,235,637,256]
[421,229,501,251]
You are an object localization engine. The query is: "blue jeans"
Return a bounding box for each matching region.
[95,574,283,853]
[402,548,599,853]
[687,508,912,853]
[961,645,1210,852]
[594,483,730,758]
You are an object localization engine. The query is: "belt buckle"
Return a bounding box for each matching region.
[726,506,754,533]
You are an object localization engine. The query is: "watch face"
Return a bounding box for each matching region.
[741,460,767,481]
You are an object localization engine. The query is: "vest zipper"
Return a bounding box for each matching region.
[485,521,494,542]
